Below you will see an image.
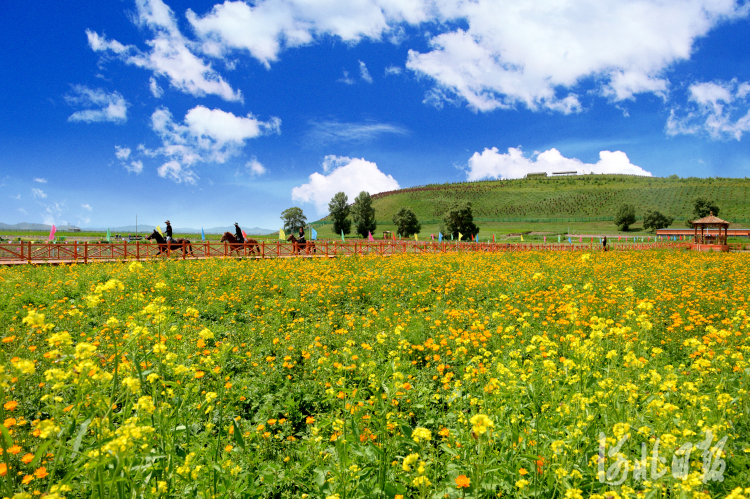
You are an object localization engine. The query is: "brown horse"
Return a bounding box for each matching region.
[287,234,316,255]
[146,230,194,256]
[220,232,260,256]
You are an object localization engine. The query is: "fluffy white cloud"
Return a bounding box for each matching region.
[87,0,241,101]
[126,160,144,174]
[142,105,280,183]
[667,79,750,140]
[31,188,47,199]
[33,178,47,183]
[359,60,373,83]
[149,76,163,98]
[115,146,131,160]
[246,158,267,176]
[291,155,399,214]
[81,203,93,211]
[406,0,747,112]
[187,0,429,68]
[466,147,652,180]
[66,86,128,123]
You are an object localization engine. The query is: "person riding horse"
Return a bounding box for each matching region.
[297,227,306,245]
[165,220,173,243]
[234,223,244,243]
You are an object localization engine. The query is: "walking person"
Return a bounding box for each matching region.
[602,235,608,252]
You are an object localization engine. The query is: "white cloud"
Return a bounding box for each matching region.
[81,203,93,211]
[13,194,21,200]
[87,0,241,102]
[31,188,47,199]
[33,178,47,183]
[291,155,400,214]
[126,160,144,174]
[667,79,750,140]
[307,120,408,144]
[384,65,402,76]
[18,208,27,215]
[66,85,128,123]
[115,146,131,160]
[149,76,163,97]
[359,60,373,83]
[143,105,280,183]
[338,70,355,85]
[187,0,429,68]
[466,147,652,180]
[246,158,267,176]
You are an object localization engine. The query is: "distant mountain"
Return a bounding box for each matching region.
[0,222,275,235]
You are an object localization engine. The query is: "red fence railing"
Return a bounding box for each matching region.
[0,241,694,265]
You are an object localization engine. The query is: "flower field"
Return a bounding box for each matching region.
[0,251,749,499]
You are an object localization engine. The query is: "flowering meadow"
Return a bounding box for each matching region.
[0,251,749,499]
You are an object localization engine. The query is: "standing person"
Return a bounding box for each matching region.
[234,222,244,243]
[602,235,608,251]
[165,220,173,243]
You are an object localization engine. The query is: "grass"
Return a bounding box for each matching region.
[1,251,748,498]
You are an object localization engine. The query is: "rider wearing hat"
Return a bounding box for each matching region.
[234,223,244,243]
[164,220,173,243]
[297,226,306,245]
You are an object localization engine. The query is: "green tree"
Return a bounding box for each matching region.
[392,207,421,237]
[614,204,636,231]
[692,197,720,219]
[328,192,351,235]
[351,191,376,237]
[443,201,479,239]
[642,210,674,232]
[280,207,307,234]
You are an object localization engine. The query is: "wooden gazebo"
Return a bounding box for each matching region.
[692,212,729,246]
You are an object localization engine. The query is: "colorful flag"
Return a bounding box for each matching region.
[279,228,285,240]
[544,236,546,243]
[579,236,582,243]
[392,232,396,241]
[438,232,443,242]
[368,231,375,242]
[107,227,111,243]
[157,225,163,236]
[242,229,248,239]
[201,228,206,241]
[557,235,561,243]
[520,234,524,241]
[458,232,463,241]
[414,233,418,241]
[341,230,345,242]
[48,224,56,242]
[311,227,317,240]
[493,234,496,243]
[568,236,572,243]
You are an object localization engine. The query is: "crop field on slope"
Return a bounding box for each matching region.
[0,252,749,499]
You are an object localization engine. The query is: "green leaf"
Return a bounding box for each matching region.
[232,420,245,450]
[0,424,12,449]
[71,417,93,459]
[440,444,459,457]
[30,440,54,467]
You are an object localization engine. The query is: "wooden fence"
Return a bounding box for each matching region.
[0,240,694,266]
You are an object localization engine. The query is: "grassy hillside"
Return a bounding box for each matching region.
[312,175,750,239]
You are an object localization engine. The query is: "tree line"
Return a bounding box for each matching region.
[614,197,721,231]
[281,192,481,239]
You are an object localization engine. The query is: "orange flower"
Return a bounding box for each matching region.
[22,475,34,484]
[306,416,315,424]
[8,445,21,455]
[195,371,205,379]
[519,468,528,476]
[3,418,16,428]
[21,453,34,464]
[3,401,17,411]
[33,467,48,479]
[455,475,471,488]
[0,463,7,476]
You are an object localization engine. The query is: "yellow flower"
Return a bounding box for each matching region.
[12,359,35,375]
[22,310,46,328]
[128,261,143,272]
[470,414,494,436]
[137,396,156,414]
[412,476,431,487]
[403,453,419,471]
[412,427,432,443]
[516,479,530,489]
[122,377,141,394]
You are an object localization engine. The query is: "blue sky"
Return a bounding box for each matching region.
[2,0,750,230]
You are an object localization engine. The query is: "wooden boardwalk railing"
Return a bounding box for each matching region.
[0,240,693,266]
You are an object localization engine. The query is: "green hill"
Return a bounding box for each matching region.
[311,175,750,238]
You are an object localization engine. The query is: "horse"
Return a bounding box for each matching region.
[220,232,260,256]
[146,230,194,257]
[287,234,316,255]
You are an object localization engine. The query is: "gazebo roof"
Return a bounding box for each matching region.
[692,212,729,226]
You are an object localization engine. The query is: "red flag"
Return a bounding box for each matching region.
[48,224,57,242]
[368,231,374,242]
[242,230,248,239]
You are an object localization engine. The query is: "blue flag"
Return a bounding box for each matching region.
[311,227,317,240]
[438,232,443,242]
[201,227,206,241]
[568,236,572,244]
